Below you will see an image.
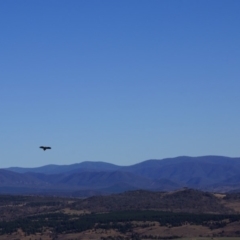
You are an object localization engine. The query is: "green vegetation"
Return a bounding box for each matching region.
[0,191,240,238]
[0,210,240,235]
[0,195,30,206]
[26,200,63,207]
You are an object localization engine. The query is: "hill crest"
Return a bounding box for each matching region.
[2,156,240,196]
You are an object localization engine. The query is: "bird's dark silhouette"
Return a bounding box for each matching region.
[39,146,51,151]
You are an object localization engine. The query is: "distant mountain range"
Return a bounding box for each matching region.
[1,156,240,196]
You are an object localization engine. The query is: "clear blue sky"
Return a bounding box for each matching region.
[1,0,240,168]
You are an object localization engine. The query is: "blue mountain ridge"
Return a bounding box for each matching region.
[1,156,240,195]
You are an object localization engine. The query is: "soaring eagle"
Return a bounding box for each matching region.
[39,146,51,151]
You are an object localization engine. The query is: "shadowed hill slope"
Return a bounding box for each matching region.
[71,189,234,214]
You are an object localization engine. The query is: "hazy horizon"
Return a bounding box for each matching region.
[1,0,240,168]
[4,154,240,169]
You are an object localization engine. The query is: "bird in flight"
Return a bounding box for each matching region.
[39,146,51,151]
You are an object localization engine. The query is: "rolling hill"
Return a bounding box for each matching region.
[1,156,240,195]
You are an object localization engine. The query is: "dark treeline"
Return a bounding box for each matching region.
[0,195,30,206]
[0,210,240,235]
[0,194,67,207]
[25,201,63,207]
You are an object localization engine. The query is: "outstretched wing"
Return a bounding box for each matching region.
[39,146,51,150]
